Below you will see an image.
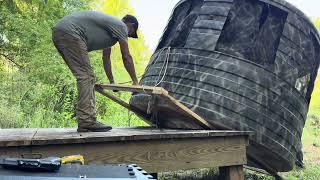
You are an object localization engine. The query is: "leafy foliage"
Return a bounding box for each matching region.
[0,0,150,128]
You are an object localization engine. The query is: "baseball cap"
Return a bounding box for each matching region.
[122,15,139,38]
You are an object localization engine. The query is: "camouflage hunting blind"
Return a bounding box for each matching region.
[130,0,320,173]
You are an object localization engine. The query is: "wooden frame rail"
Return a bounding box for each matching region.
[95,84,227,129]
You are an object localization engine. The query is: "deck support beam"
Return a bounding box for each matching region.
[219,165,244,180]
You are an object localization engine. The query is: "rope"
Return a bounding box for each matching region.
[113,47,172,124]
[146,47,171,124]
[154,47,171,87]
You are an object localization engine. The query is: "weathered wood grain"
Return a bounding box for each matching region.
[0,128,251,147]
[32,137,246,172]
[30,137,247,172]
[96,84,223,129]
[161,92,225,129]
[97,84,168,95]
[0,128,250,175]
[0,128,37,147]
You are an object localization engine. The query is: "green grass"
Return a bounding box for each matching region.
[159,168,220,180]
[281,165,320,180]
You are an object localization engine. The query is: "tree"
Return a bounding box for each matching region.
[0,0,151,128]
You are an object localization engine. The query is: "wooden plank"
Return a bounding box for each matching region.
[0,128,250,173]
[219,165,244,180]
[0,146,32,158]
[95,85,151,124]
[0,128,252,147]
[29,136,247,173]
[161,92,225,130]
[96,84,223,129]
[97,84,168,95]
[0,128,37,147]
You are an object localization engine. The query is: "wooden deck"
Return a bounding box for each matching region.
[0,128,250,179]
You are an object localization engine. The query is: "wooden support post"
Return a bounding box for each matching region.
[219,165,244,180]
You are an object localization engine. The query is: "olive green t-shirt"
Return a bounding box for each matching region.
[54,11,128,52]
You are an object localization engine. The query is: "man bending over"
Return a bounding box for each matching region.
[52,11,139,132]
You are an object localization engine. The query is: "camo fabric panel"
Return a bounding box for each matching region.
[185,0,233,51]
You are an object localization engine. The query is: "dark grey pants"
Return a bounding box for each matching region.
[52,29,96,126]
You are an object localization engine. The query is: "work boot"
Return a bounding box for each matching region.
[77,121,112,132]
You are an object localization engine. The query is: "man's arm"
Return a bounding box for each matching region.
[119,40,139,85]
[102,48,115,84]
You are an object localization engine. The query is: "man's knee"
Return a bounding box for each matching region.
[76,73,95,84]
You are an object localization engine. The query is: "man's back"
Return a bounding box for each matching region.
[54,11,128,51]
